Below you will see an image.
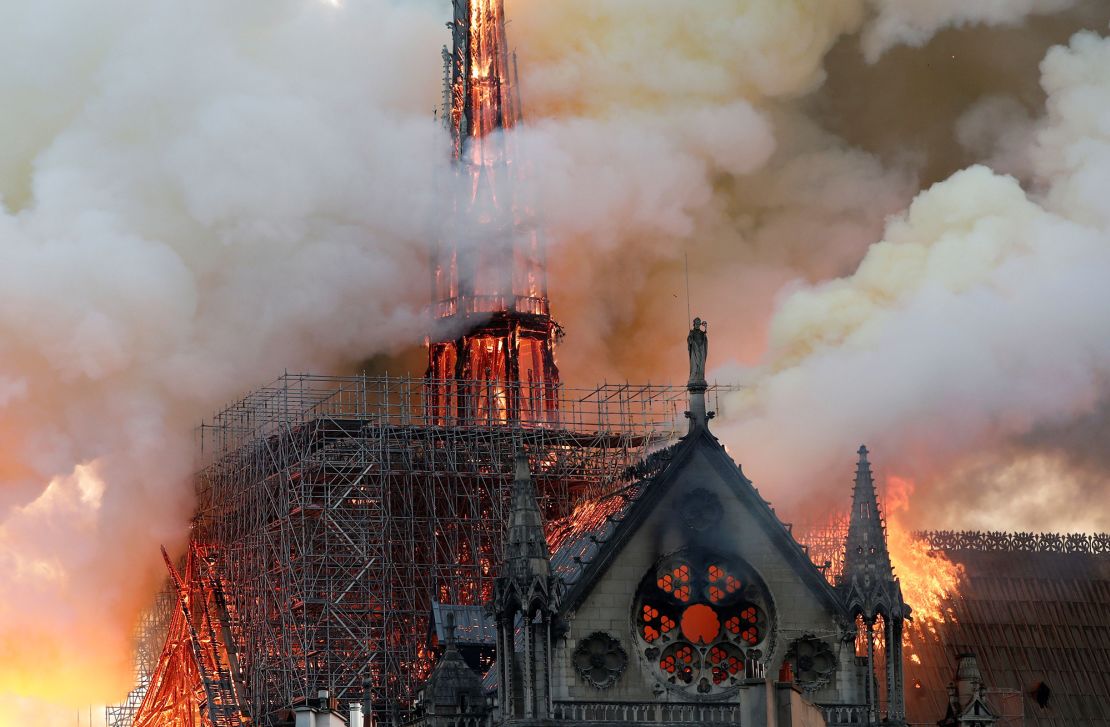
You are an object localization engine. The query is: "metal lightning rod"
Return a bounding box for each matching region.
[684,251,692,326]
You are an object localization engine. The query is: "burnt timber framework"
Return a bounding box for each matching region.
[425,0,561,426]
[163,374,723,725]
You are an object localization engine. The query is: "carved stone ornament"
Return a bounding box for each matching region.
[573,632,628,689]
[679,488,722,532]
[786,635,837,692]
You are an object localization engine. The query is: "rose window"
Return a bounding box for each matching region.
[634,549,773,695]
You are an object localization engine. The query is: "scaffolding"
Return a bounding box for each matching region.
[190,373,723,725]
[793,511,851,582]
[123,545,250,727]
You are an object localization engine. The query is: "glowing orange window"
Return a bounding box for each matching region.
[680,603,721,645]
[636,552,771,694]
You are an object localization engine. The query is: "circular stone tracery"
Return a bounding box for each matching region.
[785,635,837,692]
[679,489,723,531]
[572,632,629,689]
[634,549,773,695]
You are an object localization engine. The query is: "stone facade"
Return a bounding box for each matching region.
[416,322,909,727]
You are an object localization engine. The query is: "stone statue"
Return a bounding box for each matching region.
[687,317,708,386]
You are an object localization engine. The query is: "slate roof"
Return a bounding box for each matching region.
[430,602,496,647]
[548,482,645,590]
[903,540,1110,727]
[544,442,677,589]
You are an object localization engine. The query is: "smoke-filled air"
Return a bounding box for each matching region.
[1,0,1108,723]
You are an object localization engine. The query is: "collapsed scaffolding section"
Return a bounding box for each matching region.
[193,373,722,724]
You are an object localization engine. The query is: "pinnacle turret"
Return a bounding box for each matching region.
[492,451,557,720]
[843,446,893,574]
[839,445,905,621]
[839,445,911,725]
[504,451,551,587]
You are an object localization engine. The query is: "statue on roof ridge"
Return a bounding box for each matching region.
[687,317,708,386]
[686,318,711,432]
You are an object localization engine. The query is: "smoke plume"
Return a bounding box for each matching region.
[717,30,1110,532]
[0,0,445,721]
[862,0,1080,62]
[2,0,1109,723]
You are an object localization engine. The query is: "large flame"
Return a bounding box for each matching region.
[885,476,964,627]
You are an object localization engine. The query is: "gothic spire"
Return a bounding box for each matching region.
[493,452,557,720]
[427,0,560,425]
[504,451,551,587]
[839,445,904,620]
[844,446,893,575]
[445,0,520,160]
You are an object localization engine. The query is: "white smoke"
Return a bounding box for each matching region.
[956,96,1038,180]
[504,0,918,382]
[0,0,445,722]
[721,32,1110,531]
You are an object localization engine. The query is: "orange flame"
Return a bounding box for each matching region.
[459,0,516,160]
[885,476,963,625]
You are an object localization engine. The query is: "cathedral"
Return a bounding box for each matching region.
[111,1,1106,724]
[412,321,928,727]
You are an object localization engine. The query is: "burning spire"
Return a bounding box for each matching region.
[427,0,560,425]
